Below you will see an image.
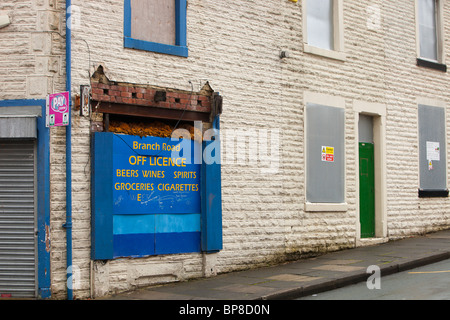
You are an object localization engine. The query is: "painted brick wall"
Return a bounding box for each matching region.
[4,0,450,299]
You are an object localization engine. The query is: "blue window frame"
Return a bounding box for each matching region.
[124,0,188,57]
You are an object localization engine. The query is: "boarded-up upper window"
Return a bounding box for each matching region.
[124,0,188,57]
[131,0,176,46]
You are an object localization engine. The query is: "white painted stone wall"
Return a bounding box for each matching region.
[0,0,65,100]
[2,0,450,299]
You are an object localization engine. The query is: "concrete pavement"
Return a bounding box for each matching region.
[101,228,450,300]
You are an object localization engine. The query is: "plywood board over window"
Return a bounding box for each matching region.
[303,92,347,212]
[306,103,345,204]
[131,0,176,46]
[124,0,188,57]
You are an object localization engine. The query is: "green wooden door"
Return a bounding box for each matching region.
[359,142,375,238]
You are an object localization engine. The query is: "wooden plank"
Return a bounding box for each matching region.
[91,133,114,260]
[97,102,210,122]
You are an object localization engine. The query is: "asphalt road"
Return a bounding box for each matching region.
[298,258,450,300]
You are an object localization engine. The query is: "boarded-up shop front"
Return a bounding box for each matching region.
[89,69,223,262]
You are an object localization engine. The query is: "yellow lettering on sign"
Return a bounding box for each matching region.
[116,169,139,177]
[114,182,154,191]
[141,170,165,178]
[174,171,196,179]
[133,141,160,151]
[148,157,187,167]
[157,183,199,192]
[129,155,147,165]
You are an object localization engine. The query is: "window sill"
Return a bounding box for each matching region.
[124,37,188,58]
[416,58,447,72]
[304,202,348,212]
[304,44,346,61]
[418,189,449,198]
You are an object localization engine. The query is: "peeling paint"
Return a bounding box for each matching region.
[45,224,51,252]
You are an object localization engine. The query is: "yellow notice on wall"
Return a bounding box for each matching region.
[321,146,334,162]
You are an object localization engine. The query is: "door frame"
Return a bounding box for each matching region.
[354,101,387,243]
[0,99,51,298]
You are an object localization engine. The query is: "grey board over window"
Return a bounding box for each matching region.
[306,103,345,203]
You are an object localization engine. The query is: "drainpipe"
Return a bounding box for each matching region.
[62,0,73,300]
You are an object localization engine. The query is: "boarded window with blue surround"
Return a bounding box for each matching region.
[124,0,188,57]
[91,132,207,258]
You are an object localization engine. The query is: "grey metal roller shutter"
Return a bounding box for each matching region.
[0,140,36,298]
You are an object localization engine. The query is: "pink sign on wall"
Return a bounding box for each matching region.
[46,91,70,127]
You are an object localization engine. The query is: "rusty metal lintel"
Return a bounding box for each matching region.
[95,101,211,122]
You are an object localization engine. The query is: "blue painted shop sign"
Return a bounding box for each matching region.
[112,134,201,215]
[91,132,204,259]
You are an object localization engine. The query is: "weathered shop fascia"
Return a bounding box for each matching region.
[88,66,222,261]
